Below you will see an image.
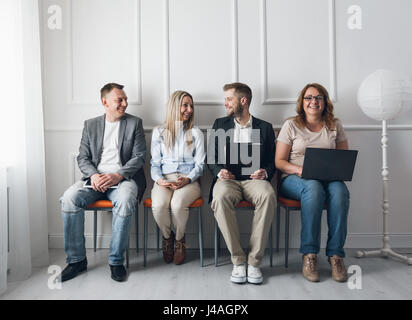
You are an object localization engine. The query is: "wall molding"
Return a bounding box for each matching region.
[69,152,79,185]
[45,124,412,133]
[164,0,239,105]
[67,0,142,105]
[260,0,337,105]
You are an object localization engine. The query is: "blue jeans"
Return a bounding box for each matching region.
[60,179,138,265]
[279,175,350,258]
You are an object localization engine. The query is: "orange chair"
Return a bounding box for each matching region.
[85,200,139,268]
[275,196,301,268]
[143,197,204,267]
[214,200,274,267]
[275,172,327,268]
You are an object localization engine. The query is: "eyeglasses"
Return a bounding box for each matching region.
[303,95,324,102]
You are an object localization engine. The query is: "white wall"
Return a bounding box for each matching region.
[40,0,412,250]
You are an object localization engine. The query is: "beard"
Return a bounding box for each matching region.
[227,101,244,117]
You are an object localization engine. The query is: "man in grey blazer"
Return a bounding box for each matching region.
[60,83,146,282]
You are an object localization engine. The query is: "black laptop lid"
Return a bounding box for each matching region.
[225,143,256,180]
[301,148,358,181]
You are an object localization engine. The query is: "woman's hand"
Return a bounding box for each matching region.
[157,179,174,188]
[170,177,191,190]
[296,166,303,177]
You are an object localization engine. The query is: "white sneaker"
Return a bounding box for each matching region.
[230,264,247,284]
[247,264,263,284]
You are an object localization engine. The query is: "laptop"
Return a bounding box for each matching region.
[301,148,358,181]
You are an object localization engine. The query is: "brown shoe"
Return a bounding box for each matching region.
[328,255,348,282]
[302,254,320,282]
[162,231,174,264]
[173,235,187,265]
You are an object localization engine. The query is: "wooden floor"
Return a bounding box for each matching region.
[1,248,412,300]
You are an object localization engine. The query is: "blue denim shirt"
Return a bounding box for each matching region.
[150,125,205,182]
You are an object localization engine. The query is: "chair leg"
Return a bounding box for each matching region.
[93,211,97,252]
[126,238,130,269]
[144,207,148,267]
[285,208,290,268]
[198,207,204,267]
[276,205,280,252]
[214,219,218,267]
[135,206,139,254]
[157,224,160,251]
[269,223,273,267]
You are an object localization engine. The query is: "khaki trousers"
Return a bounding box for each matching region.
[211,179,276,267]
[151,173,201,241]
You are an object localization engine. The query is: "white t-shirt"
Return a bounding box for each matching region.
[97,120,122,174]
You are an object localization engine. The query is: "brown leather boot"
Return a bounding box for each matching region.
[302,253,320,282]
[173,235,186,265]
[328,255,348,282]
[162,231,174,264]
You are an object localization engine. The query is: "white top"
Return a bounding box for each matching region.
[233,115,252,143]
[218,115,263,179]
[150,125,205,182]
[97,120,122,174]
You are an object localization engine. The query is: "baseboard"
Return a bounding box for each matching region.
[48,232,412,249]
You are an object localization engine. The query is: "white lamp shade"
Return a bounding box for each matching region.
[357,69,412,121]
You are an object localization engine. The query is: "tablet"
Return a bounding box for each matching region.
[83,179,118,189]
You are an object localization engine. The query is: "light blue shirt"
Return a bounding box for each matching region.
[150,125,205,182]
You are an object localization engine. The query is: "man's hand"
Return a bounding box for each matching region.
[219,169,235,180]
[250,169,267,180]
[98,173,124,192]
[90,173,104,192]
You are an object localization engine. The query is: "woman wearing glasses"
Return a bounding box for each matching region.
[275,83,350,283]
[150,90,205,265]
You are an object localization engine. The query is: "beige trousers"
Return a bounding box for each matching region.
[211,179,276,267]
[151,173,201,241]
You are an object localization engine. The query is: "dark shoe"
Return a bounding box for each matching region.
[61,258,87,282]
[302,254,320,282]
[110,265,127,282]
[328,255,348,282]
[173,235,187,265]
[162,231,175,264]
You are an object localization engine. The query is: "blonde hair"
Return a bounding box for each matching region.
[162,90,194,151]
[294,83,337,130]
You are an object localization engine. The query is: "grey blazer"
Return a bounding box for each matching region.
[77,113,147,202]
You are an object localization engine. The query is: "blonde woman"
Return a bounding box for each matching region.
[150,91,205,265]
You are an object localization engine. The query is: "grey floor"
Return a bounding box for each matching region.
[1,248,412,300]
